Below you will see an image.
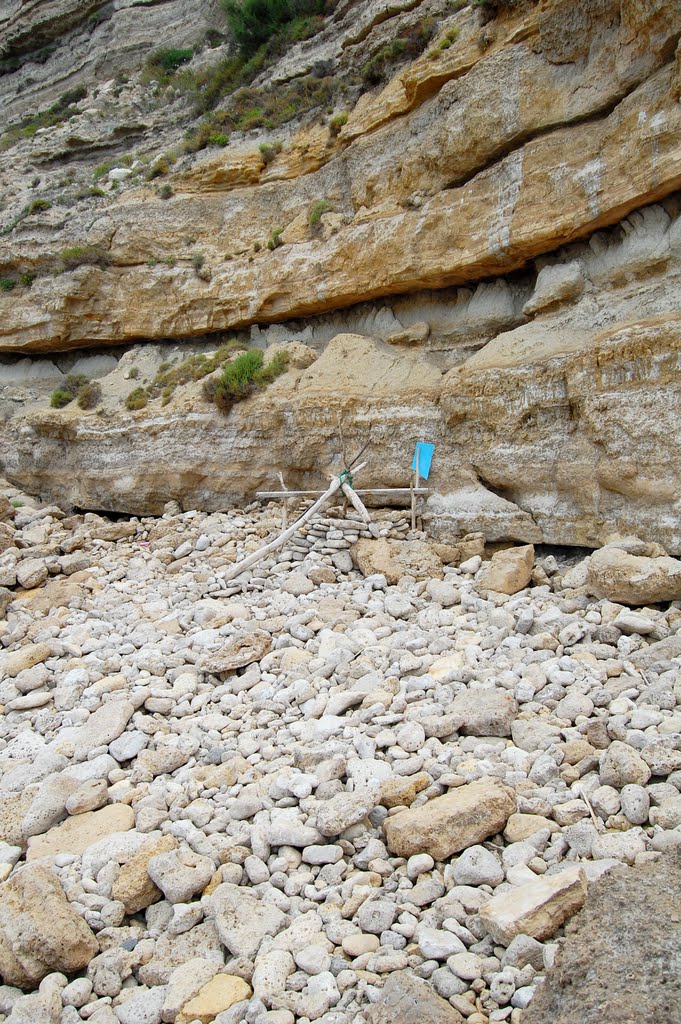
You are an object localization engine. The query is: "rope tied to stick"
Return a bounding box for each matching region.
[338,468,354,489]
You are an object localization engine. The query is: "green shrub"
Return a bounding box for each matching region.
[361,18,435,86]
[49,372,93,409]
[76,382,102,410]
[259,140,283,164]
[125,387,148,410]
[60,245,111,270]
[28,199,51,214]
[10,499,24,508]
[222,0,326,58]
[19,272,35,287]
[208,132,230,147]
[50,389,73,408]
[159,184,173,200]
[145,47,193,82]
[64,373,89,393]
[308,198,329,232]
[128,366,140,379]
[267,227,284,250]
[329,112,347,136]
[0,278,15,291]
[203,347,288,411]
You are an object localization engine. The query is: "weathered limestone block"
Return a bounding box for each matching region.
[383,778,516,860]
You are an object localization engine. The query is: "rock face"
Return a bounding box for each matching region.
[383,778,516,860]
[0,1,678,551]
[523,852,681,1024]
[0,863,98,987]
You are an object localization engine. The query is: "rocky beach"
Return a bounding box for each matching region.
[0,481,680,1023]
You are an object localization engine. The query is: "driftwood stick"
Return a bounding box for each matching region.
[341,480,371,523]
[224,463,367,582]
[277,471,289,531]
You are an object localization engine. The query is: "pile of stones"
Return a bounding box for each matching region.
[0,481,680,1024]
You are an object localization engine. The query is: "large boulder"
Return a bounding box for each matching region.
[478,545,535,595]
[0,863,98,987]
[585,543,681,604]
[383,778,516,859]
[351,538,443,584]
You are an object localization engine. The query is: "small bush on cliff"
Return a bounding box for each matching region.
[222,0,327,58]
[144,48,193,85]
[49,373,93,410]
[145,340,249,404]
[203,348,288,412]
[361,19,435,87]
[125,387,148,411]
[76,382,102,410]
[50,389,73,409]
[60,246,111,271]
[328,112,347,136]
[0,85,87,153]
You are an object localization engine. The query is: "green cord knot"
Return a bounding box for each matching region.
[338,468,353,489]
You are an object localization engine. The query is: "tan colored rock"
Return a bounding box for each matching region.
[0,863,98,987]
[379,773,430,809]
[0,790,37,847]
[0,641,51,678]
[504,813,561,844]
[177,974,252,1023]
[383,778,516,860]
[16,558,49,589]
[479,866,588,945]
[432,533,485,566]
[201,632,272,674]
[163,958,224,1023]
[351,537,443,584]
[132,746,192,780]
[112,833,178,913]
[0,521,15,553]
[27,803,135,860]
[585,545,681,605]
[478,545,535,595]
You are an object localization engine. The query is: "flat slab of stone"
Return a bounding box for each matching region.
[479,865,587,945]
[177,974,252,1023]
[383,778,516,860]
[523,851,681,1024]
[27,803,135,860]
[366,970,465,1024]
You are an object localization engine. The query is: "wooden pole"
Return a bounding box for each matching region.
[411,446,420,531]
[277,471,288,531]
[340,478,371,523]
[256,488,431,499]
[223,462,367,582]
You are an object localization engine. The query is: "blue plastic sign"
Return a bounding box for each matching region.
[411,442,434,480]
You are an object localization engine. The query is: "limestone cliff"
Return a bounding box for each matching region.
[0,0,680,551]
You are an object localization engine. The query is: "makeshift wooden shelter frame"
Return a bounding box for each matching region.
[223,429,430,582]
